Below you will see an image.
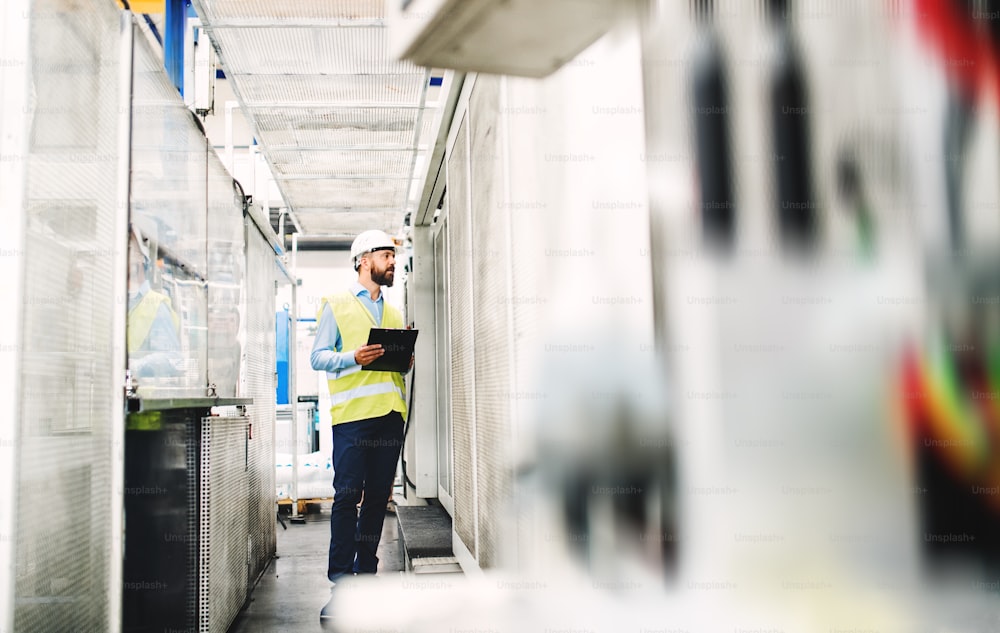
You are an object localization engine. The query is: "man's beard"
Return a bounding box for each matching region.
[371,265,394,287]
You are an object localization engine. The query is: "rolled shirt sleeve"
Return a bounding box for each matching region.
[310,303,359,373]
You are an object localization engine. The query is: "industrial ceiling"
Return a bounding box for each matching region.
[189,0,442,239]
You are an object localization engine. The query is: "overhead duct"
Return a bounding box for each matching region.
[286,236,354,251]
[189,0,448,236]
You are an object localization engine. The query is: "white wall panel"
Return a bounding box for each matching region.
[12,1,126,629]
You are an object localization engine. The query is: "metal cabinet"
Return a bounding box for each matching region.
[123,401,258,633]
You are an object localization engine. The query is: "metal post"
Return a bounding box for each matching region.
[109,12,136,633]
[248,143,258,203]
[0,0,31,626]
[290,233,300,520]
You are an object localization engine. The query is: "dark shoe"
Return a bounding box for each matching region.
[319,585,336,621]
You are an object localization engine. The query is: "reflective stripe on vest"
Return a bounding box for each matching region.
[329,381,404,406]
[320,291,407,425]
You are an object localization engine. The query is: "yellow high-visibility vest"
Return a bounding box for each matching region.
[127,290,179,353]
[320,292,407,426]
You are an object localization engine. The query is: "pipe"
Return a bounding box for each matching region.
[289,232,300,518]
[287,208,303,234]
[143,14,162,45]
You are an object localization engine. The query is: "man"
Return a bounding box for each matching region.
[310,229,410,621]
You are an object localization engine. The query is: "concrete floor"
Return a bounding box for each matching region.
[227,502,402,633]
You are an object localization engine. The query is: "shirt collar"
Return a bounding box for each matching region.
[128,280,151,311]
[350,281,382,302]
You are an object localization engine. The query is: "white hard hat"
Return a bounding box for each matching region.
[350,229,396,270]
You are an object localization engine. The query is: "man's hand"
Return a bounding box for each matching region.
[354,344,384,366]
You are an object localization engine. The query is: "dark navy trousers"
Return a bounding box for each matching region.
[328,411,404,582]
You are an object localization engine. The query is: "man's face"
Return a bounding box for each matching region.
[366,249,395,287]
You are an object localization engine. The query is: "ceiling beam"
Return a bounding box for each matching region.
[201,20,385,29]
[244,102,428,110]
[415,70,465,226]
[265,145,430,152]
[277,175,413,181]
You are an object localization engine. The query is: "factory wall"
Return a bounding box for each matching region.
[0,0,130,630]
[421,11,657,573]
[0,3,280,630]
[414,3,1000,629]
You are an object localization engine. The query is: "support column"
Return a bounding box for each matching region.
[164,0,185,95]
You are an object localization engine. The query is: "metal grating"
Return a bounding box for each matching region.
[190,0,441,235]
[291,210,400,234]
[269,150,412,178]
[209,27,409,76]
[199,0,385,24]
[434,223,453,500]
[13,0,122,629]
[185,418,201,626]
[253,108,422,149]
[509,263,543,571]
[447,114,477,559]
[469,74,511,570]
[238,74,425,107]
[199,416,250,633]
[282,178,407,210]
[244,223,277,584]
[506,110,546,573]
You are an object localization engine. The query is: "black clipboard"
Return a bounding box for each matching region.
[362,328,418,372]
